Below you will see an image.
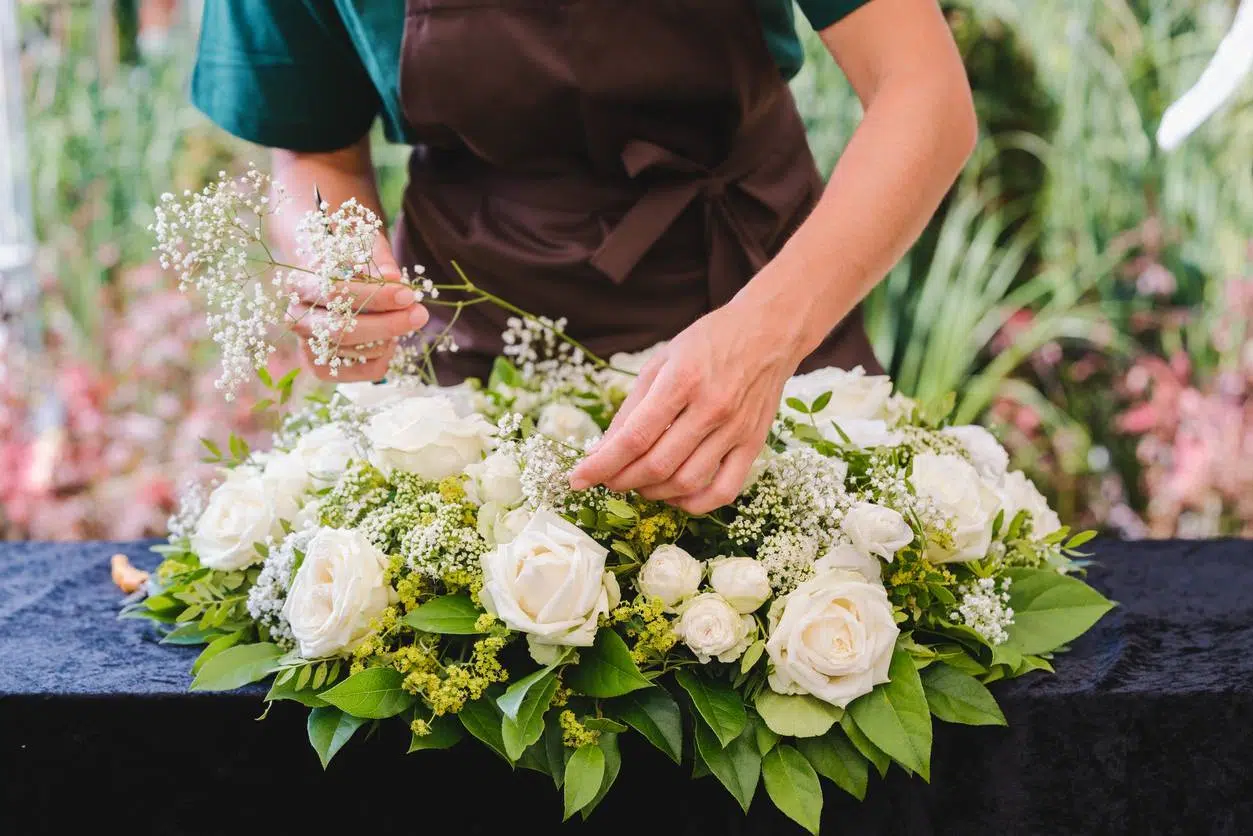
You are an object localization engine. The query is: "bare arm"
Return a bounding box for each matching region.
[274,136,428,381]
[570,0,976,512]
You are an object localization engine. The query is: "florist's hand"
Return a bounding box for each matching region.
[568,303,801,514]
[289,232,429,382]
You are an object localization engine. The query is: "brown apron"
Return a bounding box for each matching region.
[392,0,881,384]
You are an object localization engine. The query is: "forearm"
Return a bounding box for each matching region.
[269,136,387,263]
[736,43,977,364]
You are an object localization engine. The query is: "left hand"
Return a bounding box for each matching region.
[568,301,802,514]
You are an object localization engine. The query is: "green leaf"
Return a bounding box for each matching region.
[841,713,890,778]
[295,664,312,692]
[785,397,811,414]
[402,595,485,635]
[798,730,870,801]
[160,623,223,646]
[763,745,823,835]
[922,663,1007,726]
[810,390,832,414]
[190,629,249,675]
[311,661,328,690]
[266,675,329,708]
[754,690,843,738]
[228,433,249,462]
[408,715,464,752]
[199,437,222,460]
[1065,530,1097,549]
[564,630,652,698]
[848,647,933,780]
[251,398,274,414]
[257,366,274,388]
[1003,568,1114,655]
[753,716,780,756]
[739,640,765,674]
[497,650,571,720]
[675,670,747,748]
[610,688,683,764]
[604,498,637,520]
[563,745,606,821]
[320,667,415,719]
[459,696,512,763]
[580,733,621,820]
[307,706,366,769]
[694,720,761,813]
[190,642,283,692]
[502,675,560,761]
[488,356,523,389]
[582,717,628,732]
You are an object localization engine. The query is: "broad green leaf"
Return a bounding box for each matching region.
[580,733,621,820]
[798,730,870,801]
[785,397,811,414]
[502,675,560,760]
[810,390,832,414]
[543,720,571,788]
[753,716,780,756]
[307,706,366,769]
[1003,568,1114,655]
[610,688,683,764]
[459,696,511,764]
[763,745,823,835]
[740,640,765,674]
[266,675,329,708]
[320,667,414,719]
[408,715,464,752]
[848,647,933,780]
[582,717,628,732]
[754,690,843,738]
[402,595,485,635]
[1065,530,1097,549]
[190,629,247,675]
[190,642,283,692]
[160,623,223,646]
[922,663,1007,726]
[563,745,606,821]
[841,713,890,778]
[695,720,761,813]
[564,630,652,698]
[675,670,747,748]
[497,650,571,720]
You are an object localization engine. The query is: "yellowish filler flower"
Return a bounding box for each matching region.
[559,710,600,749]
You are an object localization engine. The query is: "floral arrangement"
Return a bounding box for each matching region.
[125,172,1112,832]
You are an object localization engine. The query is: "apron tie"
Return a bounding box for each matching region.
[589,138,787,306]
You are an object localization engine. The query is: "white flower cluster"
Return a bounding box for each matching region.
[246,526,317,648]
[951,576,1015,645]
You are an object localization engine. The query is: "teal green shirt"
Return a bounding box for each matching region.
[192,0,871,152]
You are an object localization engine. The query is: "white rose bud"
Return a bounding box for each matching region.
[364,395,495,480]
[476,502,531,546]
[842,502,914,561]
[479,510,620,652]
[281,527,393,659]
[464,450,524,507]
[674,593,755,664]
[637,544,703,609]
[294,423,359,489]
[814,543,883,583]
[708,557,771,613]
[782,366,893,424]
[941,424,1010,480]
[766,569,899,708]
[192,468,296,571]
[911,453,1002,563]
[537,402,602,447]
[998,470,1062,539]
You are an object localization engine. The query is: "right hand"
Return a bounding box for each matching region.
[288,232,430,382]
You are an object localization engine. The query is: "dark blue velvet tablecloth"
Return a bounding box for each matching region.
[2,538,1252,835]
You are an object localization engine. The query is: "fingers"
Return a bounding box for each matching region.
[289,303,428,346]
[673,444,758,515]
[300,341,392,383]
[291,275,419,313]
[569,360,687,490]
[332,338,396,361]
[600,353,664,444]
[609,408,723,495]
[634,422,736,501]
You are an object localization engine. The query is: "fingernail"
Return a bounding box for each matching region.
[409,307,427,327]
[569,477,588,491]
[395,288,416,306]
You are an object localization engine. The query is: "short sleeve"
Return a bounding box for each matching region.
[191,1,382,152]
[796,0,875,32]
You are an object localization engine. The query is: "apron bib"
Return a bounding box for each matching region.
[391,0,881,382]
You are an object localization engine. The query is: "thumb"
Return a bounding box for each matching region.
[372,231,404,282]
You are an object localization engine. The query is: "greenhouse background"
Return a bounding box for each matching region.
[2,0,1251,541]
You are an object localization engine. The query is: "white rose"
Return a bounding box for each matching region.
[281,527,393,659]
[192,468,295,571]
[830,418,903,449]
[479,510,620,652]
[336,379,423,409]
[464,450,524,507]
[674,593,755,663]
[708,557,771,613]
[911,453,1002,563]
[782,366,893,425]
[766,569,899,708]
[842,502,914,561]
[882,392,917,425]
[942,424,1010,480]
[537,403,602,447]
[600,342,667,394]
[999,470,1062,539]
[814,543,883,582]
[365,396,495,479]
[262,449,313,503]
[295,423,359,489]
[476,502,531,546]
[637,544,703,609]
